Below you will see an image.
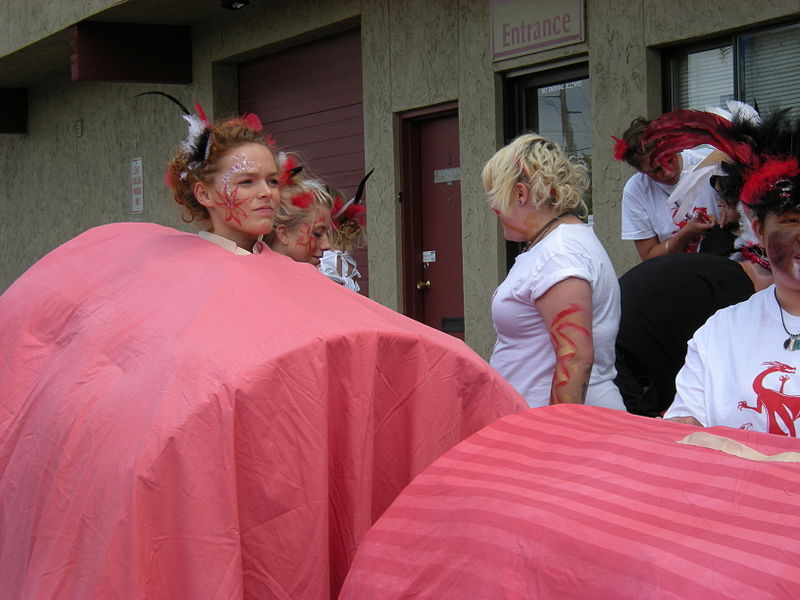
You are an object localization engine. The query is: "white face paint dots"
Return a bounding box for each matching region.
[221,152,258,196]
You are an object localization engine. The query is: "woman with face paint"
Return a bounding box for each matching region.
[264,174,333,267]
[645,108,800,436]
[166,108,281,254]
[482,134,624,410]
[614,117,720,261]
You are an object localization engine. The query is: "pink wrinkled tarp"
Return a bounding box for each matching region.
[0,223,525,600]
[341,404,800,600]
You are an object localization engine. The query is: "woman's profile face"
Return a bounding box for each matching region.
[490,183,537,243]
[196,143,281,247]
[277,208,332,266]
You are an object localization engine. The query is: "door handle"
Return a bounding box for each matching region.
[416,280,431,291]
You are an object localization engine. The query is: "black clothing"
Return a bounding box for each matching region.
[698,225,737,257]
[615,253,754,416]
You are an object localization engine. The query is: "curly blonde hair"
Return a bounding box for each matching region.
[263,179,333,245]
[166,117,274,224]
[482,133,588,218]
[327,189,366,254]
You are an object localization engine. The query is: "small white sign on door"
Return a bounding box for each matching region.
[433,167,461,184]
[422,250,437,263]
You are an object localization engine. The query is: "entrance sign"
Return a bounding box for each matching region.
[491,0,584,61]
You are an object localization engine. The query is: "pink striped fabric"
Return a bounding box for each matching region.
[340,404,800,599]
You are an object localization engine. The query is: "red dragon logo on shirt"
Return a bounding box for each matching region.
[739,361,800,437]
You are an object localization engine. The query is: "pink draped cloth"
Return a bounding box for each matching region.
[341,404,800,599]
[0,223,525,599]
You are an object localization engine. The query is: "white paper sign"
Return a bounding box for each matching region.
[131,158,144,214]
[423,250,436,263]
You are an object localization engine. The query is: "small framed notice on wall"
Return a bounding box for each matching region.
[131,157,144,214]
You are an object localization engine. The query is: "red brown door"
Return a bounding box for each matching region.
[401,107,464,339]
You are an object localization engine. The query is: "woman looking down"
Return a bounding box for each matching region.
[483,134,624,409]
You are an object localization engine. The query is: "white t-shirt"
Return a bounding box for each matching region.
[621,148,719,244]
[490,223,623,410]
[666,286,800,437]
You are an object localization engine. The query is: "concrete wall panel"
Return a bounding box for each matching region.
[458,0,505,358]
[0,76,190,288]
[361,0,404,311]
[587,0,658,275]
[388,0,460,112]
[1,0,118,57]
[644,0,799,45]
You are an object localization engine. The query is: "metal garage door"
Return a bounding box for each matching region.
[238,29,368,294]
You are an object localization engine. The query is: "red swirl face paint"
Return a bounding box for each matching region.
[213,186,247,225]
[285,209,332,266]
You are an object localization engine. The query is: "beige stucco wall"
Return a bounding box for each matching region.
[1,0,798,360]
[0,0,118,57]
[0,77,190,291]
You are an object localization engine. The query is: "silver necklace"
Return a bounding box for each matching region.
[775,288,800,351]
[523,214,563,252]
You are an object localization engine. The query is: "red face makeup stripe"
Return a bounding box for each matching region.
[214,186,247,225]
[549,304,591,404]
[293,223,315,255]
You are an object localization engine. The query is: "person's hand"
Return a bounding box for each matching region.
[682,213,715,236]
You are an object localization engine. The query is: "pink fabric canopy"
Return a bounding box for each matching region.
[0,223,525,599]
[341,404,800,599]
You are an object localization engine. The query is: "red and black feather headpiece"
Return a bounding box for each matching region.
[643,107,800,215]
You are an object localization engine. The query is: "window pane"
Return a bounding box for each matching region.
[672,46,734,109]
[504,69,592,263]
[536,78,593,214]
[536,78,591,157]
[741,23,800,120]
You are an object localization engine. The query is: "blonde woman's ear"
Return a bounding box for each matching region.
[275,226,290,247]
[515,182,529,206]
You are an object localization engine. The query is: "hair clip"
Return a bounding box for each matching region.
[279,154,303,186]
[333,168,374,219]
[290,190,315,209]
[611,136,629,161]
